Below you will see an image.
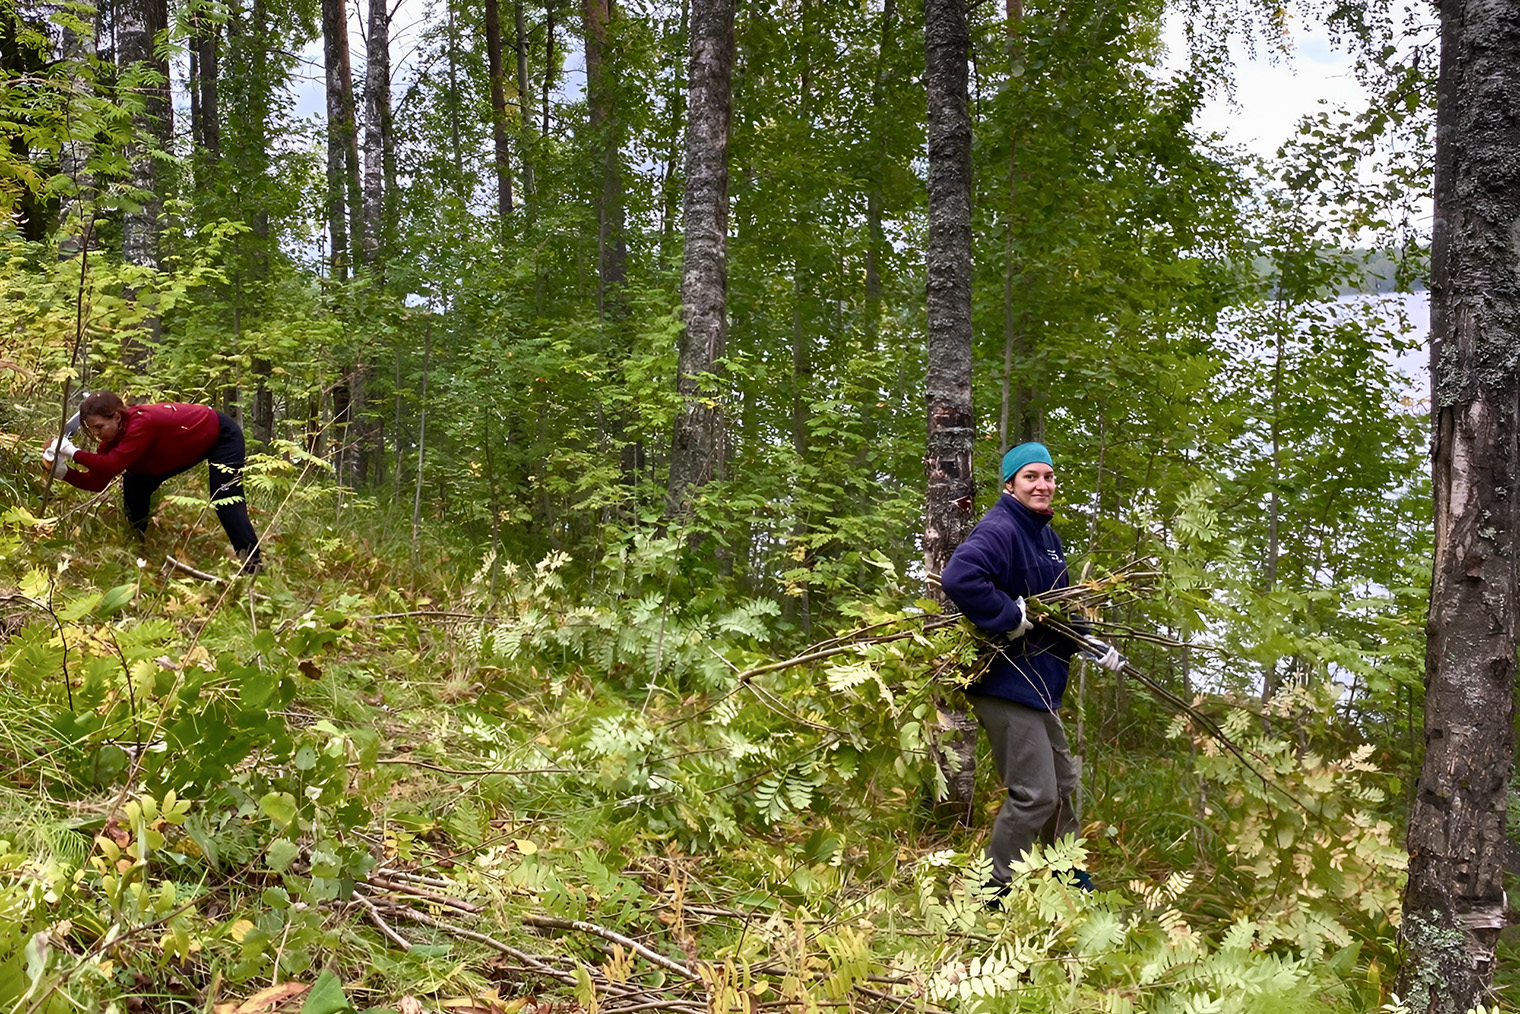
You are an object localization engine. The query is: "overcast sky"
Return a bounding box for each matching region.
[1161,11,1374,160]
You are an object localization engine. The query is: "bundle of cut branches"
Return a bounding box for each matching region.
[723,559,1314,816]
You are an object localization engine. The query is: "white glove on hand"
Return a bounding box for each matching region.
[1084,639,1125,672]
[1004,596,1034,641]
[42,438,72,478]
[44,436,78,460]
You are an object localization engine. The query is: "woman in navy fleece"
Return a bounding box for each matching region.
[44,391,262,573]
[940,442,1121,893]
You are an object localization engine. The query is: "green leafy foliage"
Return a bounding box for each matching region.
[0,0,1447,1005]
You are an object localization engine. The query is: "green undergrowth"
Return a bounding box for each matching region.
[0,485,1414,1013]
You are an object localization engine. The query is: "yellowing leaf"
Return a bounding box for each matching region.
[513,838,537,855]
[228,919,256,942]
[233,981,310,1014]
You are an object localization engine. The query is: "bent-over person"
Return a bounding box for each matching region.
[44,392,262,574]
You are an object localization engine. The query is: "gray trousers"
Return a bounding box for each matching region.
[968,693,1078,883]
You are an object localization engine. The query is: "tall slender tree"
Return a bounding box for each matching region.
[189,8,221,166]
[582,0,626,316]
[513,0,535,209]
[56,0,96,261]
[666,0,734,515]
[362,0,390,260]
[542,1,555,136]
[655,0,687,270]
[1397,0,1520,1005]
[863,0,895,336]
[923,0,978,816]
[117,0,168,268]
[323,0,352,277]
[116,0,170,372]
[485,0,513,222]
[996,0,1033,450]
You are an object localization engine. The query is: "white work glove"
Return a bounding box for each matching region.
[44,436,79,460]
[1004,596,1034,641]
[1083,639,1125,672]
[42,437,76,478]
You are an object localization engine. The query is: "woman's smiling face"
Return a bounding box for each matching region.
[1007,463,1055,511]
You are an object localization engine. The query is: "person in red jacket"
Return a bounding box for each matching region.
[44,391,262,573]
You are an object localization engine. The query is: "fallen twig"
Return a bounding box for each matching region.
[356,610,494,621]
[521,914,701,983]
[379,904,577,985]
[369,757,579,778]
[165,556,222,582]
[375,869,466,891]
[164,556,270,600]
[601,1001,707,1014]
[355,893,413,951]
[0,591,48,611]
[365,875,483,914]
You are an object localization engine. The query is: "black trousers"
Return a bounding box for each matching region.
[122,411,260,560]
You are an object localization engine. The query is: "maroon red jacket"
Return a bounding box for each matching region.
[65,403,221,492]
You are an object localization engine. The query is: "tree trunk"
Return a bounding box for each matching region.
[118,0,169,265]
[225,0,271,442]
[411,322,433,568]
[362,0,389,261]
[3,6,53,242]
[583,0,626,317]
[485,0,514,222]
[1261,310,1285,710]
[191,11,221,182]
[116,0,169,372]
[447,0,465,198]
[996,0,1038,449]
[788,0,814,634]
[1396,0,1520,1005]
[513,0,535,209]
[542,1,555,136]
[322,0,351,278]
[665,0,734,516]
[56,2,96,260]
[858,0,895,460]
[863,0,895,333]
[924,0,978,820]
[337,0,364,267]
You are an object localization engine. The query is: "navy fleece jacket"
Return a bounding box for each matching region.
[940,494,1079,711]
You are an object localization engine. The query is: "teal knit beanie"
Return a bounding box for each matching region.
[1001,442,1054,484]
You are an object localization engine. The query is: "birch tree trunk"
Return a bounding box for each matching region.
[338,2,364,268]
[665,0,734,516]
[1397,0,1520,1006]
[323,0,351,278]
[924,0,979,819]
[362,0,390,261]
[542,2,555,136]
[485,0,514,222]
[513,0,535,209]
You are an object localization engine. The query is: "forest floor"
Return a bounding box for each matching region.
[0,493,1470,1013]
